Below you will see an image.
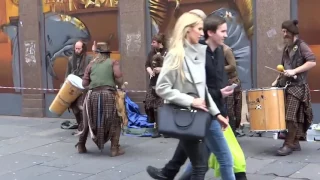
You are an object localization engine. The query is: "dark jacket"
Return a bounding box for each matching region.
[200,40,228,117]
[65,54,92,79]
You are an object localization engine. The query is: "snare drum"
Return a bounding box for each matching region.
[246,87,286,131]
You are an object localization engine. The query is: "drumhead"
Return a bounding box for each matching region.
[67,74,84,89]
[247,88,263,92]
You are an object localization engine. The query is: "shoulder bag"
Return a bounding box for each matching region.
[157,58,212,140]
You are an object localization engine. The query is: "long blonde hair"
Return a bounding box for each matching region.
[93,53,110,63]
[166,12,203,79]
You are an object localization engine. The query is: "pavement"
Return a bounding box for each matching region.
[0,116,319,180]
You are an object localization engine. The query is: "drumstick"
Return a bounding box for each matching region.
[265,66,297,79]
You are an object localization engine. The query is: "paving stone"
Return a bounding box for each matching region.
[0,165,58,179]
[289,163,320,180]
[0,125,37,138]
[273,177,302,180]
[23,141,78,158]
[0,137,59,155]
[31,128,68,137]
[84,169,140,180]
[0,116,319,180]
[246,174,276,180]
[40,150,112,168]
[246,157,276,174]
[62,156,136,174]
[123,171,152,180]
[0,153,56,176]
[237,137,283,158]
[256,160,308,177]
[31,170,92,180]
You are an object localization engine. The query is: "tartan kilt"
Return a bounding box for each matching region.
[145,87,164,109]
[285,84,313,136]
[226,85,242,130]
[86,88,121,150]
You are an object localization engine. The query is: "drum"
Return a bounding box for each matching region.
[247,87,286,131]
[49,74,84,116]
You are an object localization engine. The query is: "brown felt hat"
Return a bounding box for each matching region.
[281,20,299,35]
[95,42,111,53]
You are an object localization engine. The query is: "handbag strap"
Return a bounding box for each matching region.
[184,58,210,107]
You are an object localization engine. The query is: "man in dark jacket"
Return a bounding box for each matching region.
[65,40,92,132]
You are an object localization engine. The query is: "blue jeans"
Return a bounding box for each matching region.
[181,119,235,180]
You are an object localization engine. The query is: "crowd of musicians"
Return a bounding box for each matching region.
[63,8,316,180]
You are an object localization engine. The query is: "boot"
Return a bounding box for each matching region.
[76,125,88,153]
[110,145,125,157]
[293,138,301,151]
[75,113,83,132]
[152,110,161,138]
[152,125,161,138]
[277,131,295,156]
[235,172,247,180]
[146,108,156,123]
[110,127,125,157]
[75,142,87,154]
[277,145,293,156]
[278,139,301,151]
[146,166,172,180]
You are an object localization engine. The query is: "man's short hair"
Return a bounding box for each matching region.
[203,14,226,39]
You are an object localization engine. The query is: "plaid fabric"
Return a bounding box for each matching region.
[79,87,121,150]
[285,84,313,135]
[145,87,164,109]
[226,84,242,129]
[284,121,305,146]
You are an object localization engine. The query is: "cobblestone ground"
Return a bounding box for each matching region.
[0,116,318,180]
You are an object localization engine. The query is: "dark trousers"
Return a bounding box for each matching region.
[162,140,208,180]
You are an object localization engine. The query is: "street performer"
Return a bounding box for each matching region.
[76,42,125,157]
[144,33,167,138]
[223,44,242,135]
[65,40,92,132]
[272,20,316,156]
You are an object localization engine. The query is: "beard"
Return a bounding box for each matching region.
[75,51,83,57]
[283,35,294,47]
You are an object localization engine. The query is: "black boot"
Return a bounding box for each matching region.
[152,109,161,138]
[146,166,172,180]
[146,108,156,123]
[235,172,247,180]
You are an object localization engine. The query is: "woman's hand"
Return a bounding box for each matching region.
[217,114,229,130]
[153,67,161,74]
[147,68,155,77]
[191,98,208,112]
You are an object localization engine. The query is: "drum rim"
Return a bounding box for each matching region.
[67,74,84,89]
[249,129,287,132]
[246,87,285,92]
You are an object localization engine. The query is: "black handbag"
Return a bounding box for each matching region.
[157,59,212,140]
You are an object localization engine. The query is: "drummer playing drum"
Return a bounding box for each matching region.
[272,20,316,156]
[65,40,93,133]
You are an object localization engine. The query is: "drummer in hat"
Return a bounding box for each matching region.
[272,20,316,156]
[76,42,125,156]
[65,40,93,133]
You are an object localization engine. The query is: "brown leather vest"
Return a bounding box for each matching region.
[280,39,308,86]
